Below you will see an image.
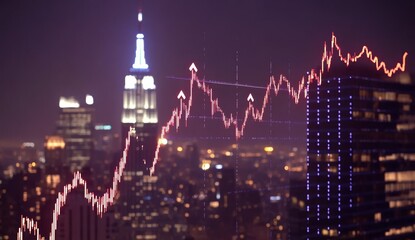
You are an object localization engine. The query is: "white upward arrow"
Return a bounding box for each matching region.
[189,62,198,72]
[247,93,254,102]
[177,90,186,100]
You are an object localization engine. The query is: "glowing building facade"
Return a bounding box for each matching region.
[57,96,94,172]
[118,9,160,239]
[121,10,158,174]
[306,69,415,239]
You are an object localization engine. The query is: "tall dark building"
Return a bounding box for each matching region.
[306,67,415,239]
[288,178,307,240]
[44,135,65,174]
[54,190,119,240]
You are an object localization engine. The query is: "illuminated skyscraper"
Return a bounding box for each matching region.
[57,96,94,172]
[306,67,415,239]
[117,8,160,239]
[121,9,158,174]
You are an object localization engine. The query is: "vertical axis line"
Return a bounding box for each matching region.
[202,31,207,232]
[235,49,239,237]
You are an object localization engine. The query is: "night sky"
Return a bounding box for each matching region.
[1,0,415,147]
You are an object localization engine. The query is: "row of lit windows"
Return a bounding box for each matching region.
[359,90,412,103]
[59,114,91,122]
[312,154,339,162]
[353,153,371,162]
[396,122,415,131]
[160,224,187,233]
[65,137,92,143]
[385,171,415,182]
[385,182,415,192]
[379,153,415,161]
[353,166,369,173]
[321,228,338,236]
[373,91,398,101]
[388,199,415,208]
[385,224,415,236]
[138,223,158,228]
[135,234,157,240]
[352,111,393,122]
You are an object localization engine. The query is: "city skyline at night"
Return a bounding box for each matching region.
[1,1,415,146]
[1,1,415,240]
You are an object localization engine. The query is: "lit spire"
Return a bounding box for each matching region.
[138,11,143,23]
[132,9,149,70]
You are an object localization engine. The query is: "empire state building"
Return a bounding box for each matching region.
[121,9,158,175]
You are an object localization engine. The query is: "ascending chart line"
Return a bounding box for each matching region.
[150,32,407,175]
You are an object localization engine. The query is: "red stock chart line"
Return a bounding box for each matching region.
[18,128,134,240]
[18,33,407,240]
[149,32,408,175]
